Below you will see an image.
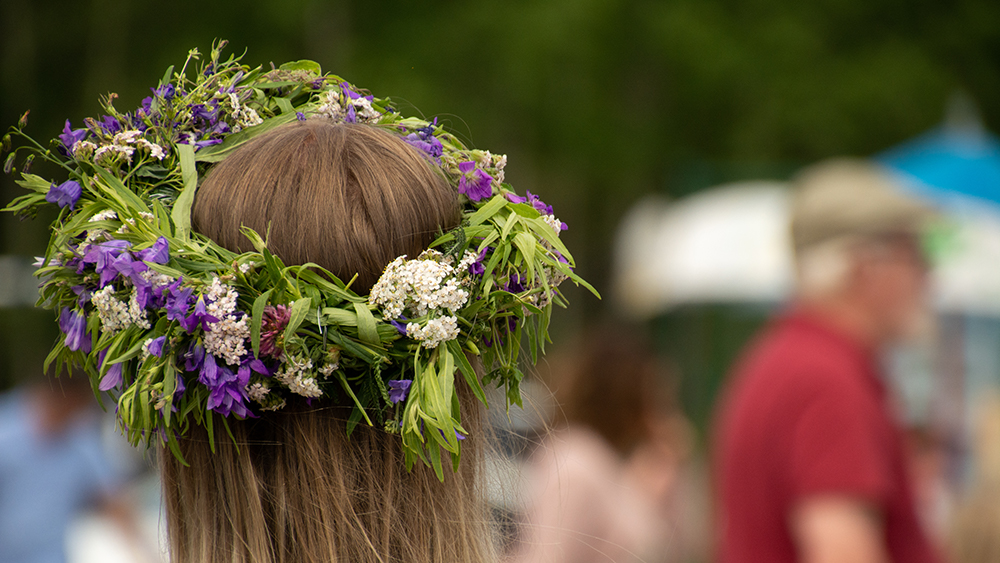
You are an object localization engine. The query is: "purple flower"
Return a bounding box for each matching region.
[296,112,306,121]
[45,180,82,211]
[504,273,526,293]
[189,104,217,125]
[390,318,408,336]
[100,115,121,134]
[457,161,493,202]
[345,103,357,123]
[182,341,205,372]
[469,247,489,277]
[505,192,527,205]
[97,349,123,391]
[71,285,91,306]
[201,354,254,418]
[526,191,554,215]
[165,282,193,322]
[59,307,91,353]
[387,380,412,404]
[59,120,88,152]
[138,236,170,264]
[152,83,176,100]
[108,252,149,287]
[180,296,219,333]
[146,336,166,358]
[82,239,132,286]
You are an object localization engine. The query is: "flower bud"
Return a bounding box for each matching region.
[3,153,14,175]
[18,110,29,128]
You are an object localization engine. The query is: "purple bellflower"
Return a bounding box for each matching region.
[180,296,219,333]
[200,354,254,418]
[45,180,82,211]
[182,341,205,372]
[390,318,408,336]
[138,236,170,264]
[59,307,91,353]
[387,379,412,404]
[59,121,88,152]
[146,336,166,358]
[165,282,194,322]
[457,161,494,202]
[98,352,124,391]
[468,247,489,277]
[82,240,132,286]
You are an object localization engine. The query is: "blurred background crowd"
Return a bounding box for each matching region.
[2,0,1000,562]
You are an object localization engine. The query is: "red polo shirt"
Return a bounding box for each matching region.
[713,310,942,563]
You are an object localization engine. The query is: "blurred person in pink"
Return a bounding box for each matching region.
[512,325,694,563]
[713,158,944,563]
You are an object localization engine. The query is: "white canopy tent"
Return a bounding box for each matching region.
[614,181,1000,319]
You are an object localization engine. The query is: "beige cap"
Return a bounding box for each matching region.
[790,158,936,250]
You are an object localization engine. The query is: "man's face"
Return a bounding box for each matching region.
[853,234,930,341]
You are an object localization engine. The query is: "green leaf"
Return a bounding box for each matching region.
[336,372,373,426]
[171,143,198,241]
[322,307,358,326]
[353,302,379,346]
[250,289,274,358]
[513,232,537,282]
[275,97,295,115]
[279,59,322,73]
[93,168,150,213]
[467,195,508,226]
[283,297,313,343]
[448,339,487,406]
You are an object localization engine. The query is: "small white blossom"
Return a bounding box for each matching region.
[318,363,338,378]
[204,316,250,366]
[316,90,343,119]
[204,277,238,318]
[89,210,118,222]
[275,356,323,398]
[238,262,252,274]
[93,286,150,333]
[246,382,270,402]
[369,250,471,321]
[116,212,156,234]
[542,214,565,236]
[72,141,98,159]
[136,139,166,160]
[349,96,381,122]
[139,268,174,287]
[406,316,460,349]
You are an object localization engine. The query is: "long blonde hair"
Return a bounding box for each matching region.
[161,120,496,563]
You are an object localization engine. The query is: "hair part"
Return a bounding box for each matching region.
[193,120,460,291]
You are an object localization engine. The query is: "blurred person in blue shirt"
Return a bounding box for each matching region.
[0,370,127,563]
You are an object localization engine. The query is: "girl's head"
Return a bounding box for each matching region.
[193,120,460,290]
[164,119,492,563]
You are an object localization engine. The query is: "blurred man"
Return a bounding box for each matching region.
[713,159,943,563]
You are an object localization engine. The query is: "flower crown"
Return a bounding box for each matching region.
[1,42,596,477]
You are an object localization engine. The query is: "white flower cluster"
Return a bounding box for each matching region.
[93,286,150,333]
[140,337,156,361]
[246,382,286,411]
[71,141,98,159]
[275,356,323,398]
[369,250,473,319]
[541,214,565,236]
[89,210,119,222]
[405,316,460,349]
[479,151,508,184]
[316,90,342,119]
[202,278,249,366]
[314,90,381,123]
[139,268,174,288]
[349,96,381,122]
[93,130,166,165]
[370,250,477,348]
[227,92,263,133]
[246,382,270,402]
